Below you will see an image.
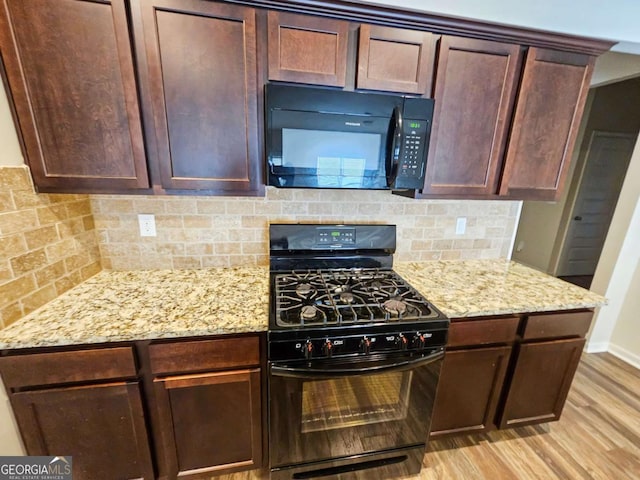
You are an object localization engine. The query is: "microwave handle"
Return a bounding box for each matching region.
[386,106,403,187]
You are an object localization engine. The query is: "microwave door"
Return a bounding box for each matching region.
[386,106,403,188]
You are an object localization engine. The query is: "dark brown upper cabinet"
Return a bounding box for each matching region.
[357,25,437,95]
[0,0,149,192]
[267,11,349,87]
[422,36,522,196]
[133,0,262,194]
[499,48,594,200]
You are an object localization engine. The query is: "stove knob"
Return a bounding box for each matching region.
[360,336,371,355]
[413,333,426,350]
[396,333,408,351]
[302,340,314,360]
[322,339,333,358]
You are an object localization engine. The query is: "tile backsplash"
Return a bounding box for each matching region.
[91,188,521,270]
[0,166,101,328]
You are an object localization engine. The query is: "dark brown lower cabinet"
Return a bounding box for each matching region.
[153,369,262,479]
[11,382,154,480]
[499,337,586,428]
[430,346,512,437]
[430,310,592,439]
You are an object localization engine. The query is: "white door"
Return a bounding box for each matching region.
[557,131,637,276]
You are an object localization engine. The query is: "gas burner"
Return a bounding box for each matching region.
[369,280,383,290]
[296,283,315,298]
[383,298,407,316]
[301,305,319,320]
[339,292,355,304]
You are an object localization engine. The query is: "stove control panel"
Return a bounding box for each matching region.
[269,328,447,361]
[316,227,356,246]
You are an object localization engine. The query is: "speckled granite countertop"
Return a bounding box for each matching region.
[0,260,606,350]
[395,260,606,318]
[0,267,270,349]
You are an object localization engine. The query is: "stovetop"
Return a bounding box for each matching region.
[271,268,445,330]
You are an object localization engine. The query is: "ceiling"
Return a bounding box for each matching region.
[359,0,640,54]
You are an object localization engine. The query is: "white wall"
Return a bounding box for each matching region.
[0,80,23,166]
[592,52,640,87]
[609,258,640,368]
[367,0,640,53]
[0,378,25,455]
[588,135,640,358]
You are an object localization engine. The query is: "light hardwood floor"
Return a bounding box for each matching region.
[216,353,640,479]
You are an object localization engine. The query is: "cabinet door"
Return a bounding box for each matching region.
[0,0,149,192]
[499,337,586,428]
[357,25,436,94]
[430,346,512,437]
[153,369,262,478]
[11,382,154,480]
[267,11,349,87]
[134,0,262,194]
[422,36,522,196]
[500,48,594,200]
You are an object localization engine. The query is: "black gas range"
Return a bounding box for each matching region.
[267,224,449,480]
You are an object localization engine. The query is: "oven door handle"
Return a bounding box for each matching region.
[270,350,444,378]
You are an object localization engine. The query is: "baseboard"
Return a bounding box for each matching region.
[608,343,640,370]
[585,341,609,353]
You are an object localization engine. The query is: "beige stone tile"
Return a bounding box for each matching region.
[173,256,202,269]
[54,270,83,295]
[427,203,448,215]
[34,260,67,288]
[0,260,12,282]
[0,192,15,213]
[1,301,23,328]
[202,256,230,268]
[403,203,429,215]
[133,198,166,214]
[0,274,36,307]
[11,190,48,209]
[64,252,92,272]
[440,250,462,260]
[36,204,67,226]
[0,210,39,235]
[100,257,112,269]
[226,201,254,215]
[156,243,185,256]
[11,248,48,275]
[399,227,423,239]
[415,216,436,228]
[23,225,59,250]
[0,233,27,260]
[282,202,308,215]
[228,229,257,242]
[155,214,183,229]
[97,198,134,214]
[411,239,433,250]
[473,239,493,249]
[453,239,475,250]
[0,167,32,189]
[255,254,269,266]
[57,218,86,237]
[83,215,95,231]
[79,261,102,280]
[21,284,57,315]
[107,229,141,243]
[308,203,333,215]
[196,199,226,214]
[432,239,453,250]
[183,215,212,229]
[241,216,265,229]
[102,243,141,257]
[242,242,266,255]
[265,187,294,201]
[66,199,92,218]
[185,243,213,255]
[215,242,241,255]
[165,198,197,214]
[45,238,77,262]
[254,201,282,215]
[93,214,122,229]
[46,193,74,204]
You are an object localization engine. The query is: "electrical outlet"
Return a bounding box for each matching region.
[455,217,466,235]
[138,214,156,237]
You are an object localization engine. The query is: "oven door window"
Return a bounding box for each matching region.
[269,355,441,468]
[301,371,411,433]
[267,110,390,189]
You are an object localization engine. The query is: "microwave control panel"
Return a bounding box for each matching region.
[395,119,430,189]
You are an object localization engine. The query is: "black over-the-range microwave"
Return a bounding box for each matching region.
[265,84,434,190]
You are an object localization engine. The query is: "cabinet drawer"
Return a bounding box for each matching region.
[0,347,136,388]
[149,336,260,375]
[522,311,593,340]
[448,317,519,347]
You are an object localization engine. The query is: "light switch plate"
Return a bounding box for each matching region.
[455,217,466,235]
